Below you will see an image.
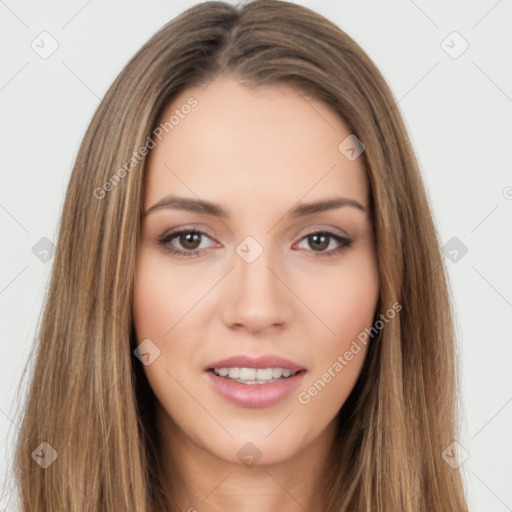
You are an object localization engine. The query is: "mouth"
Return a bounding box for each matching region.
[204,354,307,408]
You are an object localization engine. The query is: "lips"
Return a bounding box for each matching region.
[203,354,308,408]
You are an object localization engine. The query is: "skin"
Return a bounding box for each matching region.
[132,75,380,512]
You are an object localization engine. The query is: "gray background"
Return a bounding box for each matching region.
[1,1,511,510]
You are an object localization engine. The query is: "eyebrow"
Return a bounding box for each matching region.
[143,195,366,218]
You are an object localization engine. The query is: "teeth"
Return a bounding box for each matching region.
[213,367,298,382]
[256,368,273,380]
[239,368,256,380]
[272,368,282,379]
[228,367,240,379]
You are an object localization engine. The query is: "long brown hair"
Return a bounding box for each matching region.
[12,1,468,510]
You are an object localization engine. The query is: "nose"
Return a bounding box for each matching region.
[221,243,293,333]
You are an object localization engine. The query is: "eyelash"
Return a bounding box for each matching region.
[157,229,353,259]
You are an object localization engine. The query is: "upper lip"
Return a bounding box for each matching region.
[205,354,307,373]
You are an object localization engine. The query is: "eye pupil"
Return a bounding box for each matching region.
[309,233,329,251]
[180,232,201,250]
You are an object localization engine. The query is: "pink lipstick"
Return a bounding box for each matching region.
[204,354,307,408]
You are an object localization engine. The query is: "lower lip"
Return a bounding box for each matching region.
[205,370,306,408]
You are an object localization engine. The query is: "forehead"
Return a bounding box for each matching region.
[144,76,369,213]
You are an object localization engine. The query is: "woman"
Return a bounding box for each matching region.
[13,1,469,510]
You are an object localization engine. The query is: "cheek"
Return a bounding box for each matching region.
[328,262,379,336]
[296,244,379,343]
[132,251,202,425]
[294,246,379,415]
[132,249,212,339]
[133,250,167,337]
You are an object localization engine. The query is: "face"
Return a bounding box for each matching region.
[132,76,379,468]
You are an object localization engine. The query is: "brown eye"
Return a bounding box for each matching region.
[295,231,353,258]
[158,229,218,258]
[307,233,330,251]
[179,231,202,250]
